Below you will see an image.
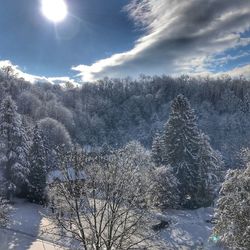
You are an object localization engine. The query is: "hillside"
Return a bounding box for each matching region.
[1,71,250,166]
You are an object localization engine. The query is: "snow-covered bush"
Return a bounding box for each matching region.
[149,165,179,209]
[0,197,10,226]
[213,165,250,249]
[38,117,72,169]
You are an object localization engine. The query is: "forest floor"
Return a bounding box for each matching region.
[0,199,223,250]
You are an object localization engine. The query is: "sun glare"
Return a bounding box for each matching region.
[41,0,68,23]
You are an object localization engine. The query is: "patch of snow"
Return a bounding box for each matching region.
[153,207,224,249]
[0,199,68,250]
[0,228,64,250]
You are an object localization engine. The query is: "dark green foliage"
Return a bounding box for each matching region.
[0,96,30,199]
[151,132,164,167]
[28,124,47,203]
[161,95,201,208]
[160,95,222,208]
[162,94,200,165]
[195,134,223,206]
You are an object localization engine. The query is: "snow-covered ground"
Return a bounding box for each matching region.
[0,199,224,250]
[155,207,223,249]
[0,199,67,250]
[0,228,63,250]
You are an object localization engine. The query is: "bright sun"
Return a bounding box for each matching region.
[41,0,68,23]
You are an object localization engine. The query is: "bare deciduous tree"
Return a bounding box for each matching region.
[46,148,154,250]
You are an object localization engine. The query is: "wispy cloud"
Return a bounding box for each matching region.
[72,0,250,81]
[216,64,250,79]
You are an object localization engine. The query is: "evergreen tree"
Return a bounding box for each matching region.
[195,133,223,206]
[151,131,163,166]
[213,166,250,249]
[162,95,222,208]
[162,95,201,207]
[0,96,30,201]
[28,124,47,203]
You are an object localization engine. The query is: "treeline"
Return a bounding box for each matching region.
[1,66,250,165]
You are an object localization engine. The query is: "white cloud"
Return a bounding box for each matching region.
[0,60,79,86]
[47,76,80,87]
[217,64,250,79]
[72,0,250,81]
[0,60,50,83]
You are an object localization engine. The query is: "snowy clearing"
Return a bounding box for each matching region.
[0,199,225,249]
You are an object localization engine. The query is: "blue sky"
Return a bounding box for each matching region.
[0,0,137,77]
[0,0,250,83]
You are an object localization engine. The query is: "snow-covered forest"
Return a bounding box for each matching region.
[1,67,250,165]
[0,66,249,249]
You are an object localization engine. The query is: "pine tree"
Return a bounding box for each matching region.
[213,166,250,249]
[162,95,222,208]
[28,124,47,203]
[0,96,30,201]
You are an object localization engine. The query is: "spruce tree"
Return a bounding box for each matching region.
[28,124,47,203]
[162,95,200,207]
[0,96,30,200]
[195,133,223,206]
[162,94,222,208]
